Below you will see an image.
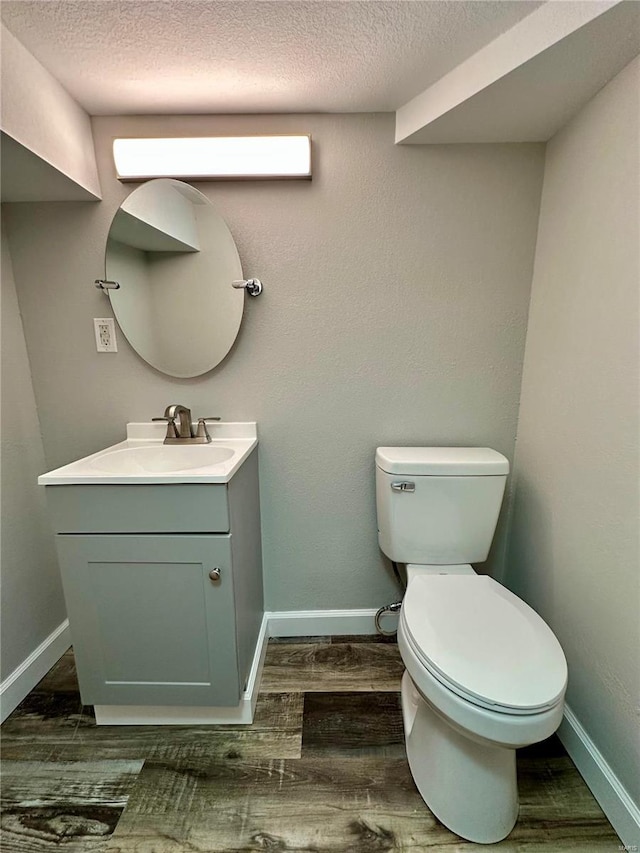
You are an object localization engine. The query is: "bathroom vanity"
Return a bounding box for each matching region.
[39,422,266,725]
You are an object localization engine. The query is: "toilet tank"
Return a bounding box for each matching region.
[375,447,509,565]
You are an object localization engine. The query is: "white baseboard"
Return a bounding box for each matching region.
[266,607,398,638]
[558,703,640,847]
[0,619,71,723]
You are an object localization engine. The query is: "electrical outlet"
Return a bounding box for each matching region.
[94,318,117,352]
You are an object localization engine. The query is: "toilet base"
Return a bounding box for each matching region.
[401,671,519,844]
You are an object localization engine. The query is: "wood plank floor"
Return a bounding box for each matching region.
[1,637,621,852]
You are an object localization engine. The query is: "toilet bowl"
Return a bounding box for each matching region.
[397,569,566,843]
[375,446,568,843]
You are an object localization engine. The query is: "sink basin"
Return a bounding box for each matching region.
[89,444,235,474]
[38,421,258,485]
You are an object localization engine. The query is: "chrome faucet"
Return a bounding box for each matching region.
[166,404,192,439]
[153,404,220,444]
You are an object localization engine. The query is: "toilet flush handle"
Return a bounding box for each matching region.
[391,481,415,492]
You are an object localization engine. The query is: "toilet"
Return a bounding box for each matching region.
[375,447,567,844]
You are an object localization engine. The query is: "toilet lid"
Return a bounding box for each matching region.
[403,575,567,713]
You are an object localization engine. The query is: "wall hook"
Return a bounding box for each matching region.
[232,278,263,297]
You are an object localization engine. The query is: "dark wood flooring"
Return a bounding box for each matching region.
[1,637,621,851]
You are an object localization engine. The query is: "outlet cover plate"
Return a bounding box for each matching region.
[94,318,117,352]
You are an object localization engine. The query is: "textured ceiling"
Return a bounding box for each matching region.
[0,0,543,115]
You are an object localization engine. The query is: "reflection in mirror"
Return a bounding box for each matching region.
[105,179,244,377]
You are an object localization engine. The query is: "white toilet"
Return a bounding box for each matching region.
[375,447,567,844]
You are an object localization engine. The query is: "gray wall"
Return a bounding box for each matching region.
[4,113,545,611]
[507,58,639,803]
[0,213,67,681]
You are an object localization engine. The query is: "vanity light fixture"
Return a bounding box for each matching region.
[113,136,312,181]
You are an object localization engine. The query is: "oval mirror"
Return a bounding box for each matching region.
[105,179,244,377]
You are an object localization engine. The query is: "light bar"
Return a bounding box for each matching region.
[113,136,312,181]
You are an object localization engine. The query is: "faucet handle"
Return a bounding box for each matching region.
[152,416,179,440]
[195,417,220,442]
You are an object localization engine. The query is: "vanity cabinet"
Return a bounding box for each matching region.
[45,449,263,711]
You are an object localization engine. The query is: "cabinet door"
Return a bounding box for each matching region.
[56,534,239,707]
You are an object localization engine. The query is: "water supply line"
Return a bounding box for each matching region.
[375,561,407,636]
[375,600,402,636]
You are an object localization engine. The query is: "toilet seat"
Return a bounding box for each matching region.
[402,575,567,715]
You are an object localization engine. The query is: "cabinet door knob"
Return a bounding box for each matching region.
[208,568,221,582]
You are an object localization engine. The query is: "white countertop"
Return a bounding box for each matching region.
[38,422,258,485]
